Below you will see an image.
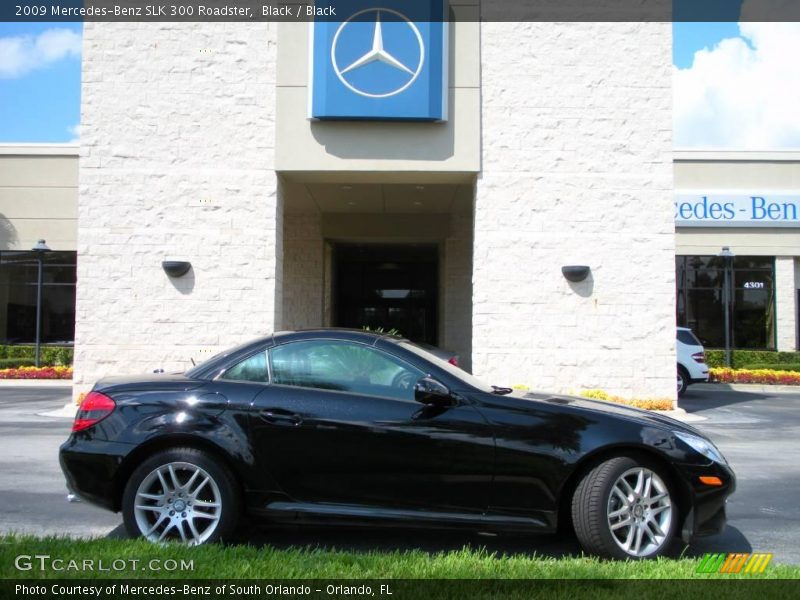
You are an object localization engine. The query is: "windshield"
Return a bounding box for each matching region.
[398,341,495,393]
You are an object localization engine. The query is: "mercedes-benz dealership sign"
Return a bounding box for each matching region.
[675,193,800,227]
[309,1,448,121]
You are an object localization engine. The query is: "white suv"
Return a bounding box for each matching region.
[677,327,709,396]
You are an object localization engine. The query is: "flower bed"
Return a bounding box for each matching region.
[709,367,800,385]
[578,389,674,411]
[511,385,674,411]
[0,366,73,380]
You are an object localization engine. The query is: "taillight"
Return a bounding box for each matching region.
[448,356,459,367]
[72,391,116,432]
[692,352,706,364]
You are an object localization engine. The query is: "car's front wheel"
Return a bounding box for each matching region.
[571,456,677,559]
[122,448,239,545]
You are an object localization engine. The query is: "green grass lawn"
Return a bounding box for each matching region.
[1,535,799,580]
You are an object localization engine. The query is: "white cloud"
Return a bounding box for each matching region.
[0,28,81,79]
[68,123,80,143]
[674,23,800,149]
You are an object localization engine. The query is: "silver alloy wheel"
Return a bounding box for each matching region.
[133,461,222,545]
[606,467,672,557]
[677,372,685,394]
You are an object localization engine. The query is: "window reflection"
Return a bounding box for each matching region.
[0,251,76,344]
[675,255,775,350]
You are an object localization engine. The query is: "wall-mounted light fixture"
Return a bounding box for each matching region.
[561,265,591,283]
[162,261,192,278]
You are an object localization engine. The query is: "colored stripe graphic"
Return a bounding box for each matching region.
[696,553,726,573]
[697,552,773,574]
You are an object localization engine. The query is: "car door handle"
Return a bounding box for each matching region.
[260,410,302,426]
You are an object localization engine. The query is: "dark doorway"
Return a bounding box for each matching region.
[333,244,438,345]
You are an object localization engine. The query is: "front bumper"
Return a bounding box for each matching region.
[678,461,736,541]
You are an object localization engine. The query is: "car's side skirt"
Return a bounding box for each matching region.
[255,501,553,533]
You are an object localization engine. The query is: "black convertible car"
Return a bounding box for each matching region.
[60,329,734,559]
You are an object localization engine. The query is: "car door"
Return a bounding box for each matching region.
[248,339,495,515]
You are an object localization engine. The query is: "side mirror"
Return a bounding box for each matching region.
[414,376,453,406]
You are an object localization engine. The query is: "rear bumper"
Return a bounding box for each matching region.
[59,436,135,512]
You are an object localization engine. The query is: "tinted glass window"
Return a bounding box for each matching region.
[270,340,423,401]
[221,351,268,383]
[676,330,700,346]
[0,251,76,344]
[676,255,775,350]
[399,341,494,393]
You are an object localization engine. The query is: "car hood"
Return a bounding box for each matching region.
[517,391,704,436]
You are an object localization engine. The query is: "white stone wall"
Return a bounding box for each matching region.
[442,214,473,371]
[282,212,324,330]
[74,23,280,399]
[474,23,675,399]
[775,256,797,351]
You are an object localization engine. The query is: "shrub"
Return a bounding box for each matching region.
[0,358,36,369]
[705,350,800,369]
[0,345,73,366]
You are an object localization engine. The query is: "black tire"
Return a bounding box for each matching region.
[122,447,240,545]
[571,456,678,559]
[677,365,689,397]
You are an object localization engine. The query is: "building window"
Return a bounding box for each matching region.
[0,251,76,345]
[676,255,775,350]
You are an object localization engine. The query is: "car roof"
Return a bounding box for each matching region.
[272,328,403,346]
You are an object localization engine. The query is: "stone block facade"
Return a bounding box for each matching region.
[75,21,675,402]
[74,23,281,399]
[474,23,675,398]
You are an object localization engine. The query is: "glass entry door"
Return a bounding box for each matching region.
[333,244,438,345]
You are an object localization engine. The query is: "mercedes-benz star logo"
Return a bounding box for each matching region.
[331,8,425,99]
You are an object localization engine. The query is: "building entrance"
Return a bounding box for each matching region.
[333,243,438,345]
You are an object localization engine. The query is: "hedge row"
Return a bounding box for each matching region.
[704,349,800,369]
[0,358,36,369]
[0,345,73,366]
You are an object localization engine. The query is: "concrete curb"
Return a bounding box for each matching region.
[660,408,707,423]
[0,379,72,387]
[692,382,800,395]
[38,403,78,419]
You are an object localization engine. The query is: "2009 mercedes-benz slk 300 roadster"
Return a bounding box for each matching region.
[60,329,734,558]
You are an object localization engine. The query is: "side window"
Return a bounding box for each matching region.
[270,340,423,401]
[221,351,268,383]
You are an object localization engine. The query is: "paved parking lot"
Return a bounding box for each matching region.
[0,384,797,563]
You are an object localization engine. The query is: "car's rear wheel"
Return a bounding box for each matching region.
[122,448,239,545]
[571,456,677,559]
[677,366,689,397]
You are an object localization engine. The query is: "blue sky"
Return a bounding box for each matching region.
[0,22,82,143]
[1,21,798,148]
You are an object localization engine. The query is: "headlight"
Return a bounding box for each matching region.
[674,431,727,464]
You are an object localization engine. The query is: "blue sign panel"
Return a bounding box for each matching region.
[309,1,448,121]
